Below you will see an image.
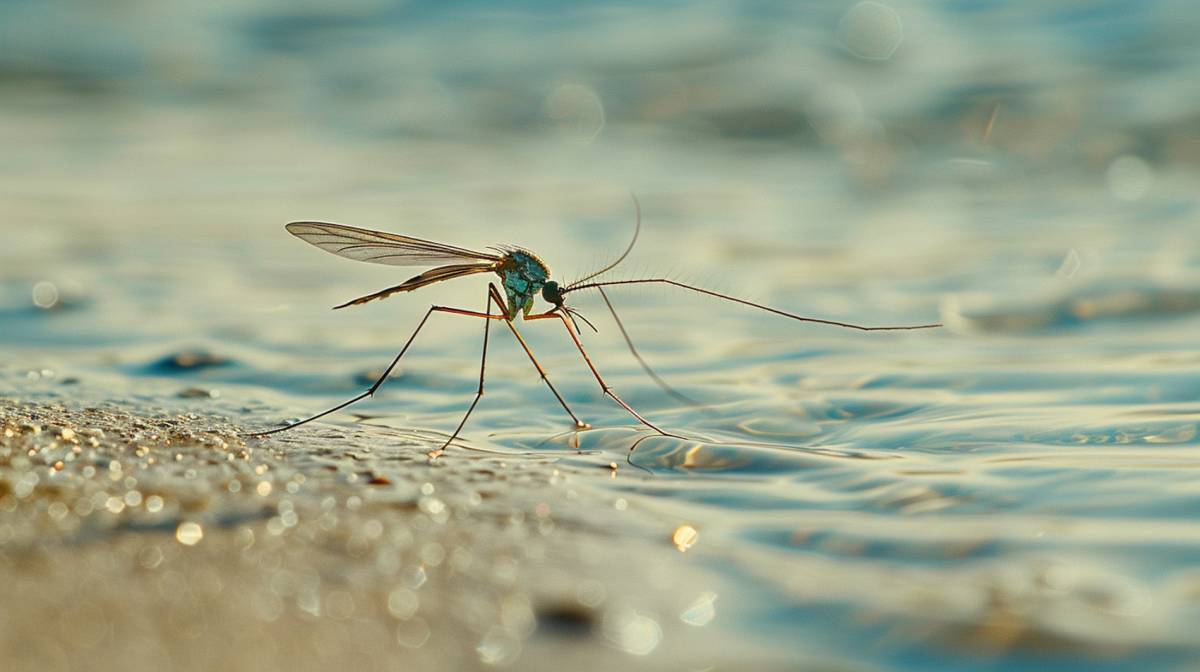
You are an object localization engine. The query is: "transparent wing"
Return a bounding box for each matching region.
[286,221,502,267]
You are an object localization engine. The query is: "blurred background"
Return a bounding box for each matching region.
[2,1,1200,670]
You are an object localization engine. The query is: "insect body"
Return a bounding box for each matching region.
[248,198,941,458]
[497,249,550,317]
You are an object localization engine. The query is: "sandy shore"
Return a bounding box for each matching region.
[0,398,788,672]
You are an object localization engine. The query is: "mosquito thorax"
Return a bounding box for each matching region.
[541,281,564,307]
[497,249,551,317]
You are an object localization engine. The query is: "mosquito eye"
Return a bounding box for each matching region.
[541,281,563,305]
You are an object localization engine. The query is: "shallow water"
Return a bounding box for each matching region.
[3,1,1200,670]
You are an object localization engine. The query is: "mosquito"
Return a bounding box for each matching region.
[247,196,941,458]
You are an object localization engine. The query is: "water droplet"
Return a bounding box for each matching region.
[603,609,661,656]
[254,591,284,622]
[1056,248,1081,278]
[576,580,606,608]
[14,471,39,499]
[500,593,536,637]
[139,545,164,569]
[31,281,59,309]
[672,524,699,552]
[47,501,69,521]
[476,626,521,666]
[544,84,605,143]
[176,521,203,546]
[395,618,431,648]
[1107,155,1153,201]
[408,565,427,589]
[680,591,718,627]
[420,543,445,567]
[387,588,419,619]
[839,2,904,61]
[362,519,384,539]
[296,590,321,618]
[418,496,445,516]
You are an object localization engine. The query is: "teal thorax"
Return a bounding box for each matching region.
[498,250,550,318]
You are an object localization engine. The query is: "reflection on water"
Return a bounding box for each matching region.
[3,1,1200,670]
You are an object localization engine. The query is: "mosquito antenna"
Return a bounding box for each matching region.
[567,192,641,289]
[565,279,942,331]
[597,287,703,406]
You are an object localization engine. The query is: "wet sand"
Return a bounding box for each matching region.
[0,398,788,672]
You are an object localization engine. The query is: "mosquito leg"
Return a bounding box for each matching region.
[528,311,682,439]
[245,304,504,438]
[487,283,590,430]
[596,286,701,407]
[429,289,497,459]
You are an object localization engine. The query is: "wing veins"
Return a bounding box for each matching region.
[286,220,501,267]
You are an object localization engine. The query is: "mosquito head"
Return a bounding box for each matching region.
[541,280,565,308]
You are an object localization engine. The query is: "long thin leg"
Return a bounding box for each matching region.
[597,286,701,407]
[487,283,590,430]
[244,304,505,438]
[429,289,496,459]
[527,310,682,438]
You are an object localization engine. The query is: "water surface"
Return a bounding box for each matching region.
[2,2,1199,670]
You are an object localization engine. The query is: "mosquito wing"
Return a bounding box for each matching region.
[286,221,503,267]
